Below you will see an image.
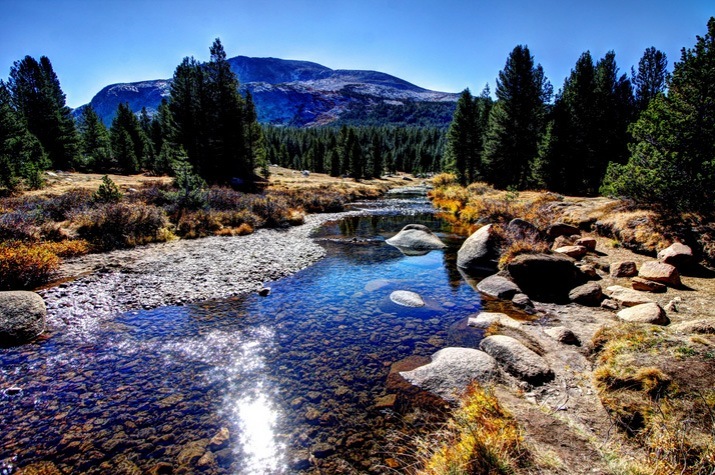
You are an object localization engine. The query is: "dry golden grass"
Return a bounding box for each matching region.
[592,323,715,474]
[415,384,530,475]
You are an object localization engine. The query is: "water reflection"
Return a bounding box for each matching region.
[231,388,284,474]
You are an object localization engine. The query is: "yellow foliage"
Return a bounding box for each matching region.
[416,384,529,475]
[0,241,61,290]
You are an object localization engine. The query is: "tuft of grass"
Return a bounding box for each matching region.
[415,384,530,475]
[592,323,715,473]
[76,203,172,250]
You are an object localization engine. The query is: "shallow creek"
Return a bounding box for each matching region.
[0,190,485,474]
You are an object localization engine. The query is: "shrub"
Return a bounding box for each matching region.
[431,172,457,188]
[37,188,94,221]
[0,241,60,290]
[75,203,171,250]
[94,175,123,203]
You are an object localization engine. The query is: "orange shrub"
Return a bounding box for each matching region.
[0,241,60,290]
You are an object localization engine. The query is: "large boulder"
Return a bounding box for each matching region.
[467,312,522,330]
[575,237,597,251]
[506,253,583,303]
[617,303,669,325]
[568,282,603,306]
[476,275,521,300]
[605,285,654,307]
[480,335,554,385]
[0,291,47,346]
[657,242,694,269]
[506,218,539,240]
[399,347,499,402]
[638,261,681,287]
[554,245,588,260]
[386,224,446,252]
[457,224,501,274]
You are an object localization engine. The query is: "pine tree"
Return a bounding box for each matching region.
[110,103,143,173]
[7,55,79,170]
[371,133,384,178]
[602,17,715,212]
[483,45,552,189]
[0,81,49,190]
[632,47,669,111]
[77,104,112,171]
[443,89,478,185]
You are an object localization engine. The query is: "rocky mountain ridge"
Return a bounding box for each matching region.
[80,56,459,127]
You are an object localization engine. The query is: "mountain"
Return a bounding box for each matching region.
[80,56,459,127]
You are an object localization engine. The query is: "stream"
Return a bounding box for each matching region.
[0,189,484,474]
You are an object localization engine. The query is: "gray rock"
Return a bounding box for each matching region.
[544,326,580,345]
[0,291,47,345]
[605,285,654,307]
[600,298,619,310]
[457,224,501,273]
[658,242,693,269]
[480,335,554,385]
[507,253,583,303]
[511,292,534,310]
[617,302,669,325]
[506,218,539,240]
[399,347,499,402]
[476,275,521,300]
[389,290,425,308]
[386,224,446,252]
[631,277,667,293]
[468,312,521,329]
[568,282,603,307]
[638,261,681,287]
[610,261,638,278]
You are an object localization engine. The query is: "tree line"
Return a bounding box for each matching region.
[445,17,715,213]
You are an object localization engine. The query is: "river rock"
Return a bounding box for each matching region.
[506,218,539,240]
[467,312,521,329]
[209,427,230,449]
[479,335,554,385]
[386,224,446,251]
[457,224,501,273]
[0,291,47,345]
[506,253,582,303]
[547,223,580,238]
[554,245,588,259]
[631,277,667,293]
[568,282,603,306]
[617,302,669,325]
[511,292,534,310]
[575,237,597,251]
[399,347,499,402]
[544,326,580,345]
[390,290,425,307]
[610,261,638,278]
[638,261,681,287]
[605,285,654,307]
[476,275,521,300]
[657,242,693,268]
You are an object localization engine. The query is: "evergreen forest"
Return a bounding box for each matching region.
[2,18,715,213]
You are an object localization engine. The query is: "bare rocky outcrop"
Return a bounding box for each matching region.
[467,312,522,330]
[568,282,604,307]
[631,276,667,293]
[0,291,47,346]
[554,245,588,259]
[605,285,654,307]
[610,261,637,278]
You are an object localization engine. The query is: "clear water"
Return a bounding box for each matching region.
[0,191,482,474]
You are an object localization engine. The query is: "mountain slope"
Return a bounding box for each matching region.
[81,56,458,127]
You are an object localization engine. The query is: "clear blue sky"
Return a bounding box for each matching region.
[1,0,712,108]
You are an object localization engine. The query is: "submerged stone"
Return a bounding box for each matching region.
[389,290,425,308]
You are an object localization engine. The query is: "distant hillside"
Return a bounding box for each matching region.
[78,56,458,127]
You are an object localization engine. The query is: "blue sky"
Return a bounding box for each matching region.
[1,0,712,108]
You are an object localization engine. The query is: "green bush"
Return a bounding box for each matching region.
[76,202,171,250]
